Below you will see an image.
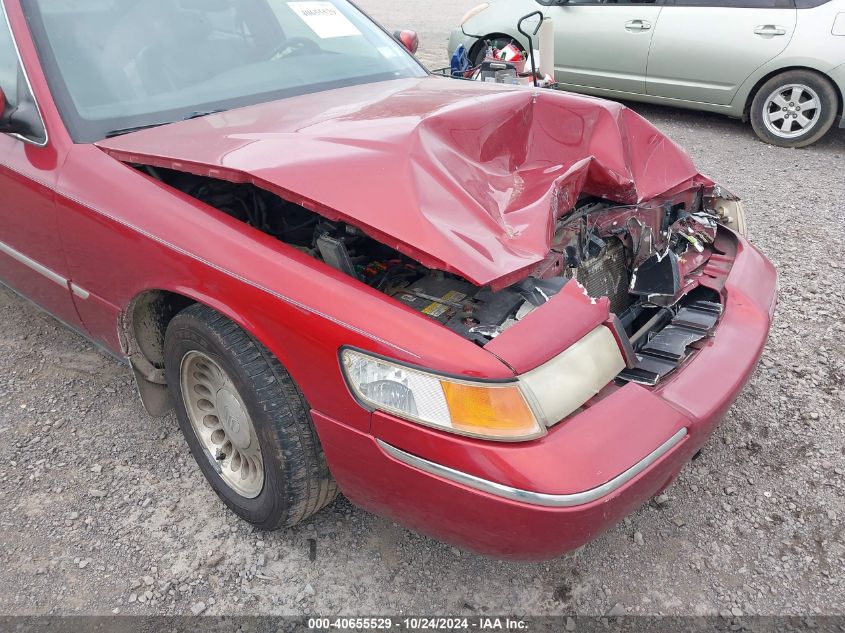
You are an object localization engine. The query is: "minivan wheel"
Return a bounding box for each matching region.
[750,71,839,148]
[165,304,337,529]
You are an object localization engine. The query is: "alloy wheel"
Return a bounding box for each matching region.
[762,84,822,139]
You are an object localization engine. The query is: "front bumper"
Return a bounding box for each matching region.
[313,233,777,560]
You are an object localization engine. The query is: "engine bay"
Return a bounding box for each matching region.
[141,166,738,385]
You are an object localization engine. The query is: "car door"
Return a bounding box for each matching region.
[545,0,664,94]
[647,0,798,104]
[0,4,83,329]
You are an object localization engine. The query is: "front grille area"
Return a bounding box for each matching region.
[618,297,723,386]
[576,240,630,314]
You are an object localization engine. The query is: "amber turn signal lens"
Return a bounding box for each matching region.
[441,382,537,438]
[342,349,544,441]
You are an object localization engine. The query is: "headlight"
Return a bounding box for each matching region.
[461,3,490,25]
[341,349,544,441]
[341,325,626,442]
[713,198,748,237]
[518,326,626,424]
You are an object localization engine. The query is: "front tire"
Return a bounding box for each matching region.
[750,70,839,148]
[165,304,337,529]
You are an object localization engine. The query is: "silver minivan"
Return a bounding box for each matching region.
[449,0,845,147]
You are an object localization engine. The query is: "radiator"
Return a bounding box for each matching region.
[576,240,630,315]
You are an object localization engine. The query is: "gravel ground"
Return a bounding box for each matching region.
[1,0,844,618]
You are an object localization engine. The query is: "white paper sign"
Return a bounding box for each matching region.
[288,2,361,39]
[377,46,400,59]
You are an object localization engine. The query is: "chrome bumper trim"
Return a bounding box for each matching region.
[377,427,688,508]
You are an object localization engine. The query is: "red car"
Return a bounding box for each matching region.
[0,0,776,560]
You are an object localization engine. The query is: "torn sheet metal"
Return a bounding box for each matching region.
[486,279,611,373]
[96,77,712,289]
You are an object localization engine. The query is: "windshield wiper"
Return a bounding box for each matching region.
[180,109,226,120]
[104,122,167,138]
[104,109,228,139]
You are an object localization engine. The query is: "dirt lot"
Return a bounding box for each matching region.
[1,0,844,618]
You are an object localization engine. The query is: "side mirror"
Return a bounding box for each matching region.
[0,87,46,144]
[393,30,419,55]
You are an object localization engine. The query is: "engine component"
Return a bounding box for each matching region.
[316,233,357,278]
[514,277,568,306]
[389,274,476,325]
[468,287,525,328]
[147,168,723,363]
[453,277,568,341]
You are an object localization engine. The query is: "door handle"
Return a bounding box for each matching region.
[754,25,787,36]
[625,19,652,32]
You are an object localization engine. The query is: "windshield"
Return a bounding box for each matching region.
[21,0,426,142]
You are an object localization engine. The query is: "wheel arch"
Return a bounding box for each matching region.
[741,65,843,122]
[120,286,296,418]
[468,31,525,63]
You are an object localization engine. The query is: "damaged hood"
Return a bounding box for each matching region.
[97,77,711,288]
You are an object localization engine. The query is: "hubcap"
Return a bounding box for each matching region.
[762,84,821,139]
[180,351,264,498]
